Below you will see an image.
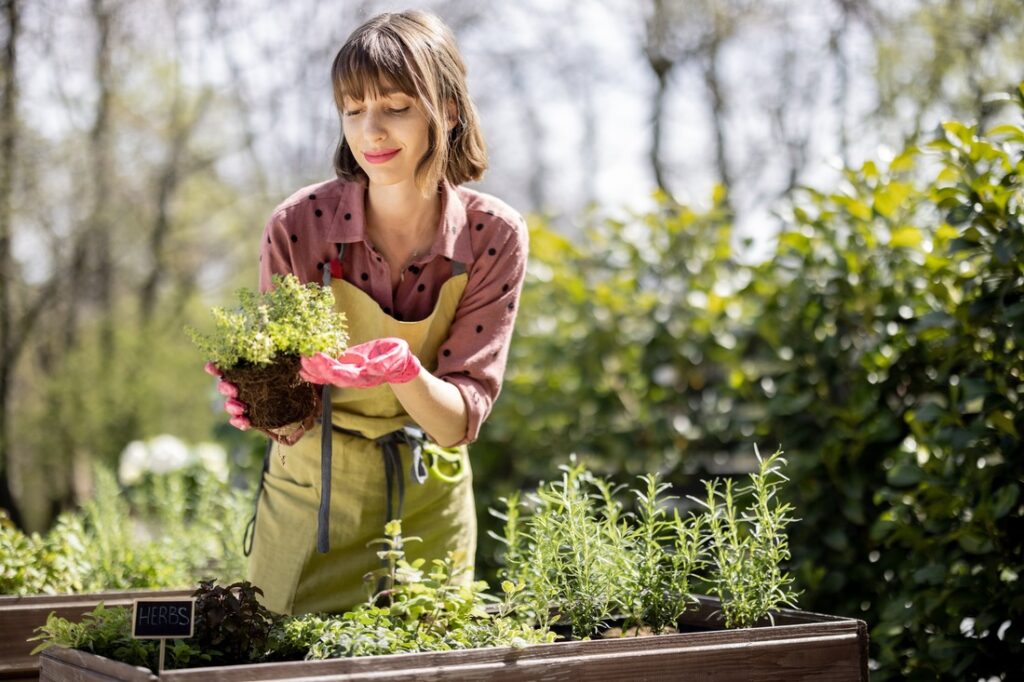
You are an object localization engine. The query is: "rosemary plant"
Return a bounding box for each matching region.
[519,459,618,639]
[619,474,705,634]
[694,445,801,628]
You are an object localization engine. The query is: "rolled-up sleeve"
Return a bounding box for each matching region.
[435,218,528,445]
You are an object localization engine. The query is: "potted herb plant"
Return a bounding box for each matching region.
[186,273,349,429]
[33,450,869,681]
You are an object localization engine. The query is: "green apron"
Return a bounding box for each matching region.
[245,245,476,615]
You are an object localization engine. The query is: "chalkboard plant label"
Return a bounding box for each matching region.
[131,597,196,639]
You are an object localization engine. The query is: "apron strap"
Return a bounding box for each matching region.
[317,380,333,553]
[317,247,339,553]
[242,439,274,557]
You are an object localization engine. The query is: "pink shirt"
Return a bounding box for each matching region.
[258,177,528,445]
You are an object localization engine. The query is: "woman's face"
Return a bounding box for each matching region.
[341,85,431,188]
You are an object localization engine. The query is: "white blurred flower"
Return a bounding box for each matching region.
[193,442,229,483]
[147,434,193,474]
[118,440,149,485]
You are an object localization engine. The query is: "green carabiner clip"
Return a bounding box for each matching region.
[421,441,467,484]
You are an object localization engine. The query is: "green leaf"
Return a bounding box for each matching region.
[890,226,923,248]
[947,204,973,225]
[890,147,918,172]
[990,485,1020,520]
[987,411,1019,437]
[913,563,947,586]
[886,463,923,487]
[958,530,994,555]
[986,124,1024,143]
[874,182,911,218]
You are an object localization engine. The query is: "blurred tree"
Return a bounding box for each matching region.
[872,0,1024,141]
[636,0,753,213]
[0,0,26,527]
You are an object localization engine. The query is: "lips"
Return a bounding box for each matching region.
[364,149,400,164]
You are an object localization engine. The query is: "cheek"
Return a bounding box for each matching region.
[341,122,357,147]
[402,119,432,151]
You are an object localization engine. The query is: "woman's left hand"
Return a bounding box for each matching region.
[300,338,421,388]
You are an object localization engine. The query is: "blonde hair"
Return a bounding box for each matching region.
[331,11,487,196]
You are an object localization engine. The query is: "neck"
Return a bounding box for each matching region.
[365,178,442,248]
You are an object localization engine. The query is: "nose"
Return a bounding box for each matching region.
[362,110,387,142]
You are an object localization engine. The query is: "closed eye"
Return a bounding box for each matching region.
[343,106,409,117]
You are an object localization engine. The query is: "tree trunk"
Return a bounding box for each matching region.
[649,64,675,203]
[829,0,852,167]
[702,36,733,217]
[90,0,114,370]
[0,0,21,526]
[643,0,676,203]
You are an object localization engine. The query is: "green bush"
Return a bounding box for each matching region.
[1,463,250,595]
[474,83,1024,679]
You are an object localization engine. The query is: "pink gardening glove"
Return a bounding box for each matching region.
[299,338,421,388]
[203,362,310,446]
[204,362,251,430]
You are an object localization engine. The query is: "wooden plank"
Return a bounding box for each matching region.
[38,648,156,682]
[0,589,192,680]
[161,620,866,681]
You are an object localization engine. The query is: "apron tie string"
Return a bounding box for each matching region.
[318,422,429,554]
[242,439,274,557]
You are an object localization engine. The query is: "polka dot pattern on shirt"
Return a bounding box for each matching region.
[258,177,528,447]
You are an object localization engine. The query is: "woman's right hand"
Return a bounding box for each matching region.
[204,362,251,430]
[204,362,311,446]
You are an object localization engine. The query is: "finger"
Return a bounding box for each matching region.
[224,398,247,417]
[303,353,342,376]
[298,366,326,384]
[300,354,350,384]
[216,380,239,398]
[229,415,251,431]
[203,361,223,378]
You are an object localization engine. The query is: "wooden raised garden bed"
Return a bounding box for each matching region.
[38,595,869,681]
[0,589,193,682]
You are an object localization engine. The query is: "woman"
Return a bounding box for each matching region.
[206,10,527,615]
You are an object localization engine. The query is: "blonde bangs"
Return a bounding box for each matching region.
[332,30,422,106]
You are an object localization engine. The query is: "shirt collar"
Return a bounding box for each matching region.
[326,178,473,264]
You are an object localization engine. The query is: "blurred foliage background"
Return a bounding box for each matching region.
[1,1,1022,679]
